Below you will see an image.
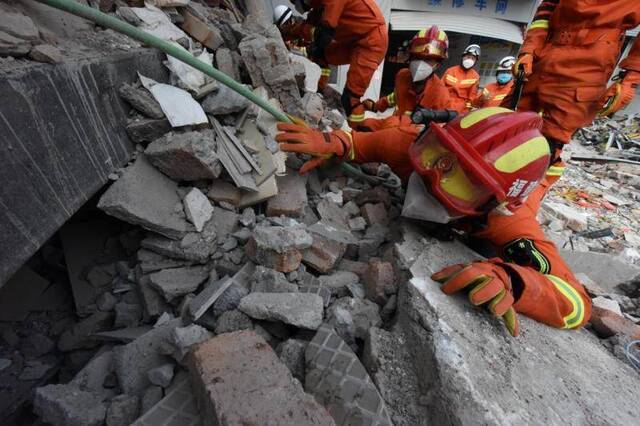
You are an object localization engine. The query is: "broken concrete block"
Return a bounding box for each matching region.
[363,260,394,305]
[267,173,308,217]
[560,250,640,292]
[183,188,213,232]
[543,201,588,232]
[145,130,222,181]
[592,296,623,316]
[215,47,240,82]
[302,92,324,125]
[276,339,308,383]
[188,330,334,425]
[141,228,216,263]
[29,44,64,63]
[126,118,172,144]
[239,208,256,227]
[590,306,640,339]
[149,266,209,302]
[238,28,303,116]
[114,302,142,328]
[0,12,39,41]
[239,292,324,329]
[349,217,367,232]
[148,364,175,388]
[180,10,224,50]
[215,309,254,334]
[306,324,392,425]
[106,394,139,426]
[113,318,182,396]
[207,180,242,206]
[202,84,251,115]
[317,199,350,230]
[137,273,171,320]
[0,30,30,56]
[33,384,107,426]
[251,265,298,293]
[171,324,213,362]
[211,206,239,237]
[212,281,249,317]
[246,225,312,273]
[326,297,381,348]
[318,271,359,297]
[98,156,191,240]
[140,386,163,415]
[118,83,164,119]
[132,375,200,424]
[361,203,389,226]
[362,327,425,425]
[58,312,113,352]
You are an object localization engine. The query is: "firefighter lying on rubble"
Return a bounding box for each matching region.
[275,107,591,336]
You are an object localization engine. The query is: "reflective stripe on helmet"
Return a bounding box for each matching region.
[460,107,512,129]
[320,68,331,76]
[546,165,565,176]
[494,136,550,173]
[546,275,586,329]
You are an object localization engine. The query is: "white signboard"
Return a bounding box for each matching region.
[391,0,538,24]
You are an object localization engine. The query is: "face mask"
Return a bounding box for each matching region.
[409,60,434,82]
[462,58,475,69]
[401,172,463,224]
[496,73,512,84]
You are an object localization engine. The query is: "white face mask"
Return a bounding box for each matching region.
[401,172,463,224]
[462,58,475,69]
[409,60,434,82]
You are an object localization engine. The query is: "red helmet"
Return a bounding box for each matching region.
[408,108,550,216]
[409,26,448,61]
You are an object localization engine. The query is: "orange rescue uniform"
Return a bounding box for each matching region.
[360,69,450,131]
[515,0,640,145]
[442,65,480,114]
[475,81,514,108]
[308,0,388,100]
[345,125,591,330]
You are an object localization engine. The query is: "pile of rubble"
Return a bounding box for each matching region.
[0,1,406,424]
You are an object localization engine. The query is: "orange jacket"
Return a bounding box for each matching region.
[308,0,385,42]
[475,81,514,108]
[348,126,591,330]
[443,65,480,113]
[375,69,451,116]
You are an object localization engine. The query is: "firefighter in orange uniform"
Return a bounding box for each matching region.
[359,26,451,131]
[274,0,388,128]
[276,107,591,336]
[443,44,481,114]
[475,56,515,108]
[512,0,640,181]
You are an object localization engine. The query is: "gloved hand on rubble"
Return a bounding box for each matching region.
[513,53,534,78]
[599,70,640,117]
[431,259,521,336]
[276,123,353,173]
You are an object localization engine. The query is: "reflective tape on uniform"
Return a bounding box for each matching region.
[321,68,331,76]
[403,111,412,116]
[546,275,585,329]
[529,19,549,30]
[494,94,507,100]
[546,165,565,176]
[345,131,355,160]
[461,79,478,86]
[387,92,396,106]
[348,113,365,122]
[445,75,458,83]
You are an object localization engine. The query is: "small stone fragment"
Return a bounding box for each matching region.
[147,363,175,388]
[29,44,64,63]
[183,188,213,232]
[239,292,324,329]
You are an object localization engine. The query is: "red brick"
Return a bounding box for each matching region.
[245,237,302,273]
[361,203,388,226]
[589,306,640,339]
[363,260,394,305]
[189,330,334,426]
[267,174,307,217]
[302,232,347,274]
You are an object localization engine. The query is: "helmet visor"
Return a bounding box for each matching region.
[408,126,495,215]
[410,39,447,60]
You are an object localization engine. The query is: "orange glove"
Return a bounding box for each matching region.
[432,260,520,336]
[361,99,377,112]
[599,71,640,116]
[275,123,353,173]
[513,54,533,78]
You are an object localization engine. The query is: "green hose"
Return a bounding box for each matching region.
[35,0,291,123]
[34,0,374,182]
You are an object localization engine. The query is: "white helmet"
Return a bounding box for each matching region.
[497,56,516,72]
[463,44,481,58]
[274,5,293,27]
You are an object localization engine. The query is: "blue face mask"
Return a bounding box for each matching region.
[497,73,512,84]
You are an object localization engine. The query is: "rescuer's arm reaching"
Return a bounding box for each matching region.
[599,38,640,116]
[514,0,559,76]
